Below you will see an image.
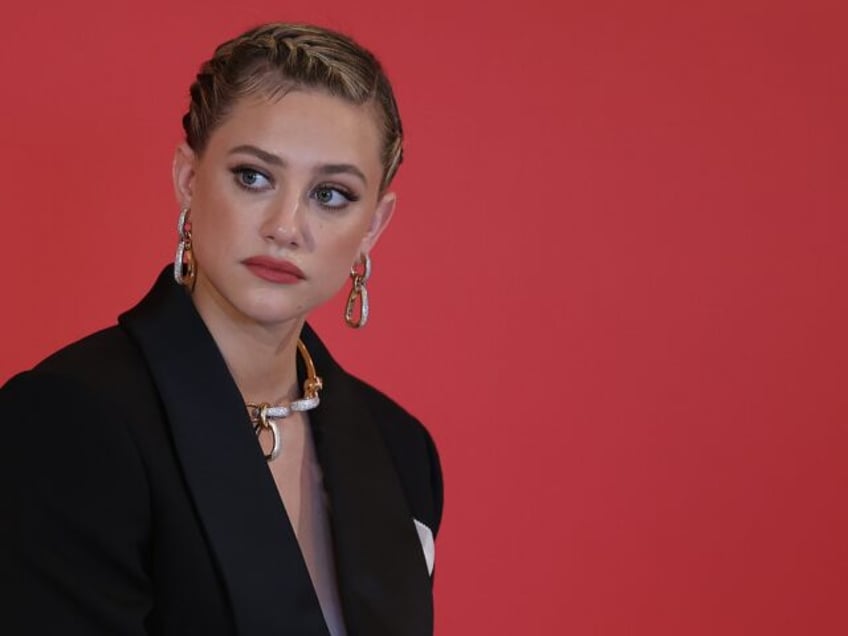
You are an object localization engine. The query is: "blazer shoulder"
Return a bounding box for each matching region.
[34,325,146,384]
[1,362,153,634]
[12,325,164,419]
[4,324,164,466]
[348,375,444,536]
[2,324,152,479]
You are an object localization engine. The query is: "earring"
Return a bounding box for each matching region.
[345,253,372,328]
[174,207,196,289]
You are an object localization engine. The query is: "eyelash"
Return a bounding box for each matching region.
[231,166,272,191]
[229,166,360,210]
[311,185,359,209]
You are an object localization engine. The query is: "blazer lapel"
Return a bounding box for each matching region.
[119,269,329,636]
[302,326,434,636]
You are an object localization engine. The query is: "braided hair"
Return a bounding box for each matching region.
[182,23,404,191]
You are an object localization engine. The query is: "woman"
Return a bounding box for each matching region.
[0,23,442,636]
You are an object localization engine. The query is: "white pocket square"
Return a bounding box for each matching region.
[413,518,435,576]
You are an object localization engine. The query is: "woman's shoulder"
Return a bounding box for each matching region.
[1,328,154,634]
[347,374,435,447]
[33,324,143,380]
[2,323,156,442]
[345,373,444,535]
[2,324,161,461]
[4,324,152,401]
[1,327,153,532]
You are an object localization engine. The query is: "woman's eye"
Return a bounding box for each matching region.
[232,167,272,191]
[312,186,356,209]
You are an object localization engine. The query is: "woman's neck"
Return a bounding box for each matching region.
[190,287,306,406]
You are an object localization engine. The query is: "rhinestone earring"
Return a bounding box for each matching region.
[344,253,372,328]
[173,207,196,289]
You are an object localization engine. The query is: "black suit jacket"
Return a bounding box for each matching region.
[0,268,443,636]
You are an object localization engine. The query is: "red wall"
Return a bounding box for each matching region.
[2,1,846,634]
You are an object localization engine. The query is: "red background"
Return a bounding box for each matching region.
[2,1,846,634]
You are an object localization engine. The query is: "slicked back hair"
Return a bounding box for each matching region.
[182,23,404,191]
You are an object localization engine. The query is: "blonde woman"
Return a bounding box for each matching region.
[1,23,442,636]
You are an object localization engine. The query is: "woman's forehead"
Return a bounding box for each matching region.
[207,90,384,168]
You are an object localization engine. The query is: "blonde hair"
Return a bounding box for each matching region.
[182,23,404,191]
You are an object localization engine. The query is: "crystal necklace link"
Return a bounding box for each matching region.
[246,339,323,462]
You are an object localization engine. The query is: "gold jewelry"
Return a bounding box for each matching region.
[246,339,323,462]
[344,253,372,328]
[174,207,196,290]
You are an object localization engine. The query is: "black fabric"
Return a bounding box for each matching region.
[0,267,442,636]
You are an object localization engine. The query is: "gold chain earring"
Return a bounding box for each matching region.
[345,253,372,328]
[173,207,196,290]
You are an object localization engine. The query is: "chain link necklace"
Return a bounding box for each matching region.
[246,339,323,461]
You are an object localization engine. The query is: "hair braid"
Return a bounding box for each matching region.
[182,23,404,190]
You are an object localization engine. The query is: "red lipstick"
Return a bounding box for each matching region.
[242,256,305,284]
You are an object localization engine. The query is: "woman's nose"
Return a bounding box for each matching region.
[261,190,305,247]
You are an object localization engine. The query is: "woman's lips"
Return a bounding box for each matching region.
[242,256,305,284]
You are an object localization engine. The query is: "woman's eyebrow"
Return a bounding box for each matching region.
[229,144,283,165]
[316,164,367,185]
[228,144,368,185]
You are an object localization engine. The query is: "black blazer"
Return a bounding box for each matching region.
[0,268,443,636]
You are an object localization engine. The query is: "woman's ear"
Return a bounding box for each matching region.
[360,191,397,254]
[172,143,197,208]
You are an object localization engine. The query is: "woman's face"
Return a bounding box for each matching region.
[173,89,395,329]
